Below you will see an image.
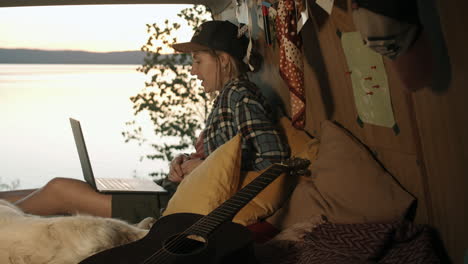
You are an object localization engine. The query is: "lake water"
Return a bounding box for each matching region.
[0,64,170,189]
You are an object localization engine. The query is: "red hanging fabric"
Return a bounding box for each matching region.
[276,0,306,129]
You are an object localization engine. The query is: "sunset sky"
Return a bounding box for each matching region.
[0,4,195,52]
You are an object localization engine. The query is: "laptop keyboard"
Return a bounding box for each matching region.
[98,178,133,190]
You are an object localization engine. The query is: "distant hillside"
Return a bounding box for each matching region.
[0,49,187,65]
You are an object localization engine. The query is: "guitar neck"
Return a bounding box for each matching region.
[188,164,289,236]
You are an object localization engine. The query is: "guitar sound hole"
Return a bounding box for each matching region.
[163,233,207,255]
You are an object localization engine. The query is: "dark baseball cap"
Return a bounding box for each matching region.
[171,20,249,61]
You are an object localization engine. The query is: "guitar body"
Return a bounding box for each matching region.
[79,213,257,264]
[79,161,309,264]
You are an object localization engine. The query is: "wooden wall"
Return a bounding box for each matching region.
[411,0,468,262]
[253,1,431,224]
[299,0,431,224]
[217,0,467,262]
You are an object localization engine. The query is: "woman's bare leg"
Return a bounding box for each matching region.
[15,177,112,217]
[0,189,36,203]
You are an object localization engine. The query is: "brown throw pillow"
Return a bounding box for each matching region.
[267,121,414,229]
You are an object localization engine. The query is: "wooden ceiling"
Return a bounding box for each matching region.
[0,0,230,14]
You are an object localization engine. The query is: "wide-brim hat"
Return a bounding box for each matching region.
[172,20,249,61]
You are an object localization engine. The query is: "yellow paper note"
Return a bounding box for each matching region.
[341,32,396,128]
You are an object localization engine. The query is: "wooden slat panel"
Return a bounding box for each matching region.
[410,0,468,258]
[301,2,432,227]
[299,14,431,224]
[412,88,468,262]
[269,0,432,227]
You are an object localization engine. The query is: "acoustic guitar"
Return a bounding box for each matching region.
[79,158,310,264]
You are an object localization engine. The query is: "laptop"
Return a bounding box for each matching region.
[69,118,166,194]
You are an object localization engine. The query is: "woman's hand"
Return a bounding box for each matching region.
[168,154,189,183]
[181,158,204,177]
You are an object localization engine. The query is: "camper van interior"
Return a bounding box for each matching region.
[0,0,466,263]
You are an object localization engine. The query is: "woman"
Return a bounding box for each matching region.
[168,20,289,182]
[2,20,289,223]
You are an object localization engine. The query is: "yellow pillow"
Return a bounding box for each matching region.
[163,117,321,226]
[162,134,242,217]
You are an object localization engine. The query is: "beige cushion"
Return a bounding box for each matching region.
[267,120,414,229]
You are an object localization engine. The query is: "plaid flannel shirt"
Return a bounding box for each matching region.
[203,77,290,171]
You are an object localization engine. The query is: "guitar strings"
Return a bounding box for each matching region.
[141,167,285,264]
[140,166,288,264]
[138,205,228,263]
[145,161,306,263]
[139,204,239,264]
[141,167,286,264]
[140,195,250,264]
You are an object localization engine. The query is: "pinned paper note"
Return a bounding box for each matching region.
[341,31,396,128]
[236,0,250,24]
[316,0,334,15]
[256,4,264,29]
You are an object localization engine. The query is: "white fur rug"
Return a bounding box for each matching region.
[0,199,154,264]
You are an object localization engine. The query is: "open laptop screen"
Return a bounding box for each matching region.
[69,118,98,190]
